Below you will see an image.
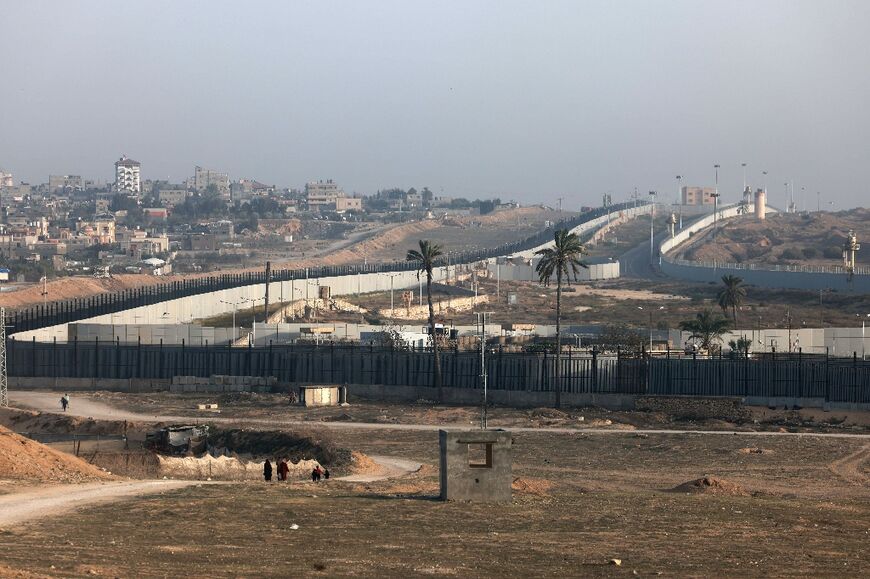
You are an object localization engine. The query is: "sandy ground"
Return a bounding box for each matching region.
[1,425,869,576]
[0,480,199,527]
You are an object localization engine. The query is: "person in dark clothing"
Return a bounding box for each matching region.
[278,459,290,481]
[323,468,330,480]
[60,394,69,412]
[263,459,273,482]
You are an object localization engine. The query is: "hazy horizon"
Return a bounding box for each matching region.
[2,0,869,210]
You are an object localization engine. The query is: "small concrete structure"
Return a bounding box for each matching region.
[298,385,341,407]
[439,429,512,502]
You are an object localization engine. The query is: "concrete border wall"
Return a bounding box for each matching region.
[13,266,456,342]
[512,203,654,258]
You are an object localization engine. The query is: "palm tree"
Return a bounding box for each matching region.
[407,240,444,398]
[679,309,732,353]
[717,274,746,326]
[535,229,588,408]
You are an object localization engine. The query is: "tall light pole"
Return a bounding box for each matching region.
[714,163,720,196]
[475,311,494,429]
[741,162,747,191]
[220,299,243,343]
[648,190,657,264]
[676,175,683,229]
[762,170,768,195]
[817,191,821,213]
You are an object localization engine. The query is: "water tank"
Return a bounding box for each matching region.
[754,189,766,220]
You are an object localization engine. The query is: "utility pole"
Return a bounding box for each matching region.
[0,307,7,408]
[557,197,563,212]
[475,311,494,429]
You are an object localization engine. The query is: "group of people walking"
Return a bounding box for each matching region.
[263,459,329,483]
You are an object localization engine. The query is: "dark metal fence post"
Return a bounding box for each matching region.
[825,347,830,402]
[591,348,598,393]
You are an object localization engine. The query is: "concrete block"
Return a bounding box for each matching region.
[439,429,512,503]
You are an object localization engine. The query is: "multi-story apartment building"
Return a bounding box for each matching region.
[158,186,190,207]
[114,156,141,193]
[194,166,230,197]
[0,170,13,188]
[48,175,84,193]
[305,179,345,210]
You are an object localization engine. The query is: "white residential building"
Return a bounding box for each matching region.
[114,156,141,193]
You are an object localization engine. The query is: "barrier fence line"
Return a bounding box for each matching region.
[8,341,870,404]
[9,202,643,336]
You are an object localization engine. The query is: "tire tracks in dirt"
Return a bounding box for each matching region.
[828,445,870,486]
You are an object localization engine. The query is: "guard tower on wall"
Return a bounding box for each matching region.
[844,230,860,275]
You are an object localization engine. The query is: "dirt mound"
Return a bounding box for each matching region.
[0,408,130,437]
[512,477,554,496]
[206,427,352,469]
[738,447,774,455]
[529,408,571,419]
[157,454,319,481]
[0,425,115,483]
[673,476,749,496]
[0,273,155,309]
[349,451,380,475]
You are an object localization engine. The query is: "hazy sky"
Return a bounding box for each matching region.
[2,1,869,209]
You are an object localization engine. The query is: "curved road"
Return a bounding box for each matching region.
[10,391,870,440]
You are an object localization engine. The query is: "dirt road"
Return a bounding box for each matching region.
[0,480,198,527]
[337,456,422,483]
[11,390,870,439]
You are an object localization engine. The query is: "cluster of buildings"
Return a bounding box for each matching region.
[0,155,512,282]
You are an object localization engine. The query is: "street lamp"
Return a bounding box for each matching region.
[741,162,747,191]
[648,191,657,264]
[637,305,665,351]
[220,299,243,342]
[675,175,683,229]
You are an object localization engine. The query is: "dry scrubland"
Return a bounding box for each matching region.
[677,210,870,267]
[0,422,869,577]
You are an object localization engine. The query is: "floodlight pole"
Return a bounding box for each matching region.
[475,311,494,429]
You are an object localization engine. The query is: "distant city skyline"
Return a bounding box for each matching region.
[2,0,869,209]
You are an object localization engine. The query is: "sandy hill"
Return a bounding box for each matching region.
[0,424,115,484]
[677,210,870,267]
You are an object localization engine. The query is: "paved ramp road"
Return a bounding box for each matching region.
[0,480,198,527]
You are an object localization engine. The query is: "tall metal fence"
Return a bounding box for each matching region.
[8,202,640,335]
[9,340,870,404]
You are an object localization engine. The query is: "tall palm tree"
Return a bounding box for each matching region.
[679,309,732,352]
[717,274,746,327]
[535,229,588,408]
[407,240,444,398]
